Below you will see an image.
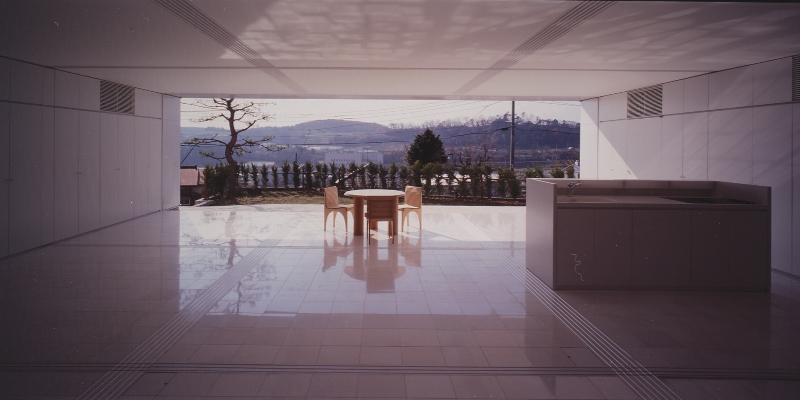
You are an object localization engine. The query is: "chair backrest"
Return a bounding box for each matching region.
[404,186,422,207]
[324,186,340,208]
[365,198,395,219]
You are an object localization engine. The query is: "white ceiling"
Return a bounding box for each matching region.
[2,0,799,100]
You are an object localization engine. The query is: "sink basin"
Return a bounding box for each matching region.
[557,196,616,203]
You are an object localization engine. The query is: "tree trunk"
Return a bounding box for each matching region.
[225,100,239,201]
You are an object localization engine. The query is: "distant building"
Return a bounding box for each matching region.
[180,166,205,206]
[325,151,383,166]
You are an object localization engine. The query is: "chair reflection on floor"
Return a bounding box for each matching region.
[346,244,404,293]
[322,234,353,272]
[323,186,353,231]
[397,232,422,268]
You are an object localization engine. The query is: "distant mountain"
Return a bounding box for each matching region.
[180,117,580,167]
[284,119,389,134]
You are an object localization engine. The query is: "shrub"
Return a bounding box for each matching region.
[549,162,565,178]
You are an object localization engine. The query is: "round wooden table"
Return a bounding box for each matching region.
[344,189,405,236]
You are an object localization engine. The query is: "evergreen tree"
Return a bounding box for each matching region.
[406,129,447,166]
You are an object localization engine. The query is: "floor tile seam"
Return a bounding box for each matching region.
[450,213,683,400]
[75,218,302,400]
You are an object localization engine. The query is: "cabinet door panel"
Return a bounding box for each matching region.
[9,104,42,253]
[556,209,594,287]
[594,210,632,286]
[100,113,119,226]
[161,114,180,209]
[729,211,770,290]
[0,104,7,257]
[690,210,729,288]
[78,111,100,233]
[118,115,135,221]
[54,109,80,241]
[632,210,691,287]
[133,117,149,217]
[41,107,55,244]
[148,118,162,212]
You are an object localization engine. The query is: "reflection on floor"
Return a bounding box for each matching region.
[1,204,798,399]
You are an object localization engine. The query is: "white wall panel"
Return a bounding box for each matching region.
[40,107,54,244]
[709,66,753,110]
[682,112,708,180]
[0,103,7,257]
[597,121,626,179]
[162,95,181,209]
[134,89,147,117]
[134,89,162,118]
[148,118,162,212]
[754,58,792,106]
[134,117,149,217]
[0,57,9,101]
[100,113,119,227]
[53,108,80,241]
[78,111,100,233]
[151,92,163,119]
[753,104,793,271]
[579,99,599,179]
[54,70,80,109]
[614,120,632,179]
[708,108,753,184]
[79,76,100,111]
[662,80,684,115]
[599,92,626,122]
[9,60,43,105]
[41,68,54,106]
[683,75,709,113]
[118,115,136,221]
[793,104,800,276]
[661,115,683,179]
[625,117,662,179]
[9,104,42,253]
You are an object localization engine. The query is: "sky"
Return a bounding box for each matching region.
[180,99,580,129]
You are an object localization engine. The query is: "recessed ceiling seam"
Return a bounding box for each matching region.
[152,0,308,94]
[454,1,617,95]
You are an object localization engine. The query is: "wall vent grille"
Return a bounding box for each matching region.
[793,55,800,102]
[100,81,135,114]
[627,85,662,118]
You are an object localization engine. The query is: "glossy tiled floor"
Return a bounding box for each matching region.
[1,204,798,399]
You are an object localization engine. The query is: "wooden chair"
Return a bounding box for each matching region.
[365,198,395,244]
[323,186,353,231]
[399,186,422,231]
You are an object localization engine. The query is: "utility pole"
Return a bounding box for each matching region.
[510,101,515,169]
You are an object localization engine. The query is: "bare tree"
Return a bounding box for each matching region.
[447,138,493,166]
[182,98,284,200]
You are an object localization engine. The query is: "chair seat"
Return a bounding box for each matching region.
[398,204,419,210]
